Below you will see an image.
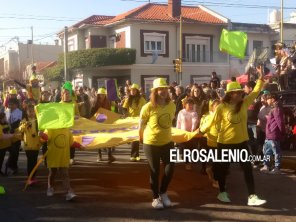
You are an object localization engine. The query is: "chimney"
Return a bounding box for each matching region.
[168,0,181,18]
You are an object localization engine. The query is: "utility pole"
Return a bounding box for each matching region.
[280,0,283,42]
[64,26,68,81]
[31,26,34,64]
[179,15,183,86]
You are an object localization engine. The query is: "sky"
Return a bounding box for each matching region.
[0,0,295,49]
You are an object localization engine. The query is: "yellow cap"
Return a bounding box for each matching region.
[97,88,107,95]
[226,81,243,93]
[151,78,168,90]
[9,89,17,95]
[130,83,139,90]
[0,186,5,195]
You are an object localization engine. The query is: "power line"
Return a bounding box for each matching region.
[34,32,58,42]
[0,16,80,22]
[182,1,296,10]
[1,13,83,20]
[0,27,30,30]
[119,0,296,10]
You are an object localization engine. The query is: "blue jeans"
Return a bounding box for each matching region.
[263,139,281,168]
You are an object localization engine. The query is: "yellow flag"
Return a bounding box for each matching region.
[35,103,74,130]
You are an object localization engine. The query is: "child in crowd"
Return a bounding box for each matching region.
[260,93,285,174]
[40,127,84,201]
[176,97,198,170]
[199,99,221,188]
[19,105,41,184]
[256,92,272,167]
[5,98,22,175]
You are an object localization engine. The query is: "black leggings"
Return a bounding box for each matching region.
[131,141,139,158]
[143,142,175,199]
[215,142,255,195]
[25,150,39,177]
[6,140,21,171]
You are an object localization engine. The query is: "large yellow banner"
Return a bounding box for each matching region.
[71,117,200,149]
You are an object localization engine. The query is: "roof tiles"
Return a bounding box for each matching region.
[71,3,226,28]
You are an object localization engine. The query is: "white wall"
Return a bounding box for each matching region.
[131,22,177,65]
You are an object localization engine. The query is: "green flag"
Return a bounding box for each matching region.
[35,103,74,130]
[219,29,248,59]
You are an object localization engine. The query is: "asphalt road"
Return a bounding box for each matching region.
[0,145,296,222]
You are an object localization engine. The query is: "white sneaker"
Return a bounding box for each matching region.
[47,187,54,197]
[260,165,269,173]
[159,193,172,207]
[66,191,77,201]
[152,198,164,209]
[248,194,266,206]
[69,159,75,165]
[269,168,281,174]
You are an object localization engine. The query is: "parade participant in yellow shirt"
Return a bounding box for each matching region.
[0,113,14,175]
[200,66,266,206]
[19,104,41,184]
[40,127,83,201]
[60,81,80,164]
[13,65,41,103]
[139,78,176,209]
[123,83,146,161]
[91,88,116,163]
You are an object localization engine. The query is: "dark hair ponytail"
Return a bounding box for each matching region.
[222,93,243,114]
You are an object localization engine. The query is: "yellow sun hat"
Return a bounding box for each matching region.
[130,83,139,90]
[226,81,244,93]
[97,88,107,95]
[151,78,168,90]
[9,89,17,95]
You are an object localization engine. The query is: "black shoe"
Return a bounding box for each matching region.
[108,155,116,163]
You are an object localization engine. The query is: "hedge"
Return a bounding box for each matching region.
[42,48,136,81]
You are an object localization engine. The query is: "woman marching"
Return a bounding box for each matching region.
[90,88,116,163]
[139,78,176,209]
[122,83,146,161]
[200,66,266,206]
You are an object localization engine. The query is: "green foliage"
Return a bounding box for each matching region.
[41,64,63,82]
[41,48,136,81]
[65,48,136,68]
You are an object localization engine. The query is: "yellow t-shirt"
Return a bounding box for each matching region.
[45,128,74,168]
[27,85,40,102]
[123,97,146,117]
[140,101,176,146]
[0,125,11,149]
[203,80,263,144]
[200,112,217,148]
[19,119,41,150]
